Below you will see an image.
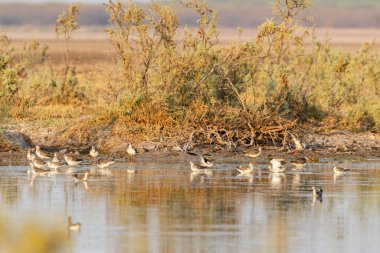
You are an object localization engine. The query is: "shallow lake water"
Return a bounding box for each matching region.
[1,153,380,253]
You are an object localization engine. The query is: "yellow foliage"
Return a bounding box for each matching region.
[0,216,67,253]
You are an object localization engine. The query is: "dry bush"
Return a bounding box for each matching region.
[1,0,380,149]
[100,0,311,146]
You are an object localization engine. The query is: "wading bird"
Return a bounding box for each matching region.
[291,157,307,168]
[244,146,262,163]
[64,154,83,167]
[236,163,255,174]
[32,156,47,169]
[90,146,99,159]
[68,217,81,231]
[35,145,52,160]
[27,149,36,161]
[96,158,115,169]
[29,162,50,175]
[189,161,212,174]
[268,158,286,173]
[52,152,60,163]
[333,165,349,175]
[127,143,137,162]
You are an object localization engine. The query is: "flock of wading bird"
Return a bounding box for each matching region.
[26,144,137,182]
[26,143,139,230]
[187,145,352,203]
[19,134,357,234]
[25,139,353,205]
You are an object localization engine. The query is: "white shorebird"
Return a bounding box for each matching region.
[187,151,214,167]
[27,149,36,161]
[291,157,307,168]
[46,160,65,171]
[236,163,255,174]
[127,143,137,161]
[268,158,286,173]
[90,146,99,158]
[64,154,83,167]
[73,171,89,182]
[68,217,81,231]
[35,145,52,160]
[189,161,212,174]
[96,158,115,169]
[333,165,349,174]
[52,152,60,163]
[244,146,262,162]
[290,133,305,151]
[32,156,46,169]
[199,155,213,167]
[29,162,50,175]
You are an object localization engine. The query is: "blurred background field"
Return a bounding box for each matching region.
[5,28,380,70]
[3,0,380,28]
[3,0,380,64]
[2,0,380,53]
[3,0,380,69]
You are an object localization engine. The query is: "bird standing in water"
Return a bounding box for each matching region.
[96,158,115,169]
[27,149,36,161]
[68,216,81,231]
[199,154,214,168]
[52,152,60,163]
[268,158,286,173]
[35,145,52,160]
[333,165,349,175]
[127,143,137,162]
[64,154,83,167]
[245,146,262,163]
[291,157,307,169]
[189,161,212,175]
[236,163,255,174]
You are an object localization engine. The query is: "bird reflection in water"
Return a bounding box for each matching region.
[190,172,211,185]
[312,187,323,205]
[236,173,254,184]
[269,172,285,188]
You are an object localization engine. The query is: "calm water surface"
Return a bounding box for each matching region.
[1,154,380,253]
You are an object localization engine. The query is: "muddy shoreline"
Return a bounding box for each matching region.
[1,124,380,160]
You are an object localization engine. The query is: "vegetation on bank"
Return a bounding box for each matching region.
[0,0,379,150]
